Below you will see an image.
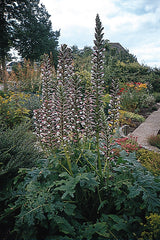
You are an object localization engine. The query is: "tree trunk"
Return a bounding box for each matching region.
[1,56,7,92]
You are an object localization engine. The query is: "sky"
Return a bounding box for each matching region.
[40,0,160,68]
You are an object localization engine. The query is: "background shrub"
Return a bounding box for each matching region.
[137,148,160,175]
[153,92,160,103]
[119,110,145,128]
[20,93,42,118]
[7,59,42,93]
[120,82,155,113]
[0,92,30,128]
[140,213,160,240]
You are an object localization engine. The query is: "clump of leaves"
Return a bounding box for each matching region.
[148,134,160,149]
[137,148,160,175]
[2,149,160,240]
[20,93,42,118]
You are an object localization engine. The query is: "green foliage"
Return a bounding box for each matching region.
[102,93,111,114]
[72,46,92,73]
[0,122,43,239]
[0,91,30,128]
[76,69,91,93]
[140,213,160,240]
[137,149,160,175]
[153,92,160,102]
[19,93,42,120]
[1,147,160,240]
[0,122,42,179]
[119,110,145,122]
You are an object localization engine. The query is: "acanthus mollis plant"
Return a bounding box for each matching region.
[100,108,112,184]
[91,14,105,176]
[41,54,56,102]
[82,86,94,140]
[67,72,84,144]
[108,78,120,134]
[33,54,56,150]
[54,44,74,146]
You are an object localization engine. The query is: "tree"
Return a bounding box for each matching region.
[14,2,60,66]
[0,0,59,91]
[0,0,18,91]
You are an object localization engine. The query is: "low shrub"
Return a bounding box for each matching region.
[137,148,160,175]
[0,92,30,128]
[0,122,42,177]
[119,110,145,128]
[148,134,160,149]
[120,82,155,113]
[0,122,44,239]
[153,92,160,103]
[20,92,42,118]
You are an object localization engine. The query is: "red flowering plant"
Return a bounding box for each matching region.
[111,135,142,158]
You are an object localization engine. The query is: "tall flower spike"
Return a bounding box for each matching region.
[100,108,112,161]
[41,54,56,102]
[54,44,74,145]
[33,54,56,149]
[108,78,120,134]
[91,14,105,131]
[91,14,105,175]
[82,86,94,140]
[67,72,84,143]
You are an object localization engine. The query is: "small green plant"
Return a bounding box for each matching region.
[137,148,160,175]
[140,213,160,240]
[148,134,160,149]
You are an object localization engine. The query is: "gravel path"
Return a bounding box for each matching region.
[130,104,160,152]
